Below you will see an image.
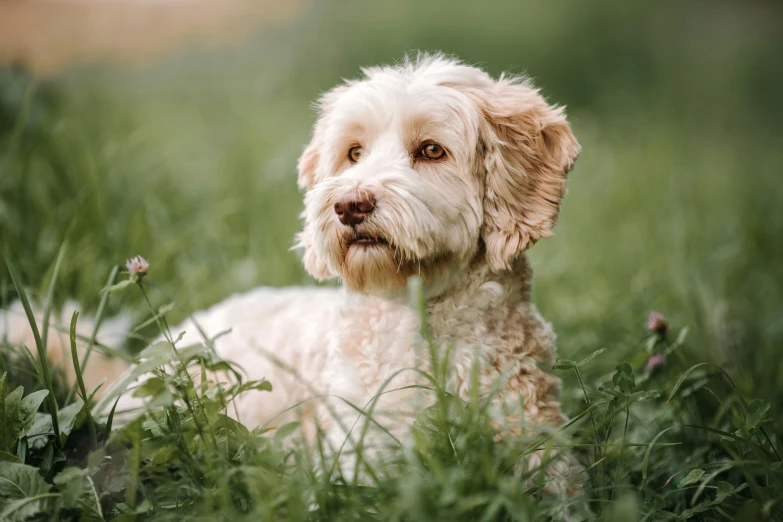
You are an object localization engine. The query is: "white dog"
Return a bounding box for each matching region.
[4,54,582,495]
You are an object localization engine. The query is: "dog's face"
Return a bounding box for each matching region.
[296,56,580,297]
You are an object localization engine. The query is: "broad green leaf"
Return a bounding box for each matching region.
[612,362,635,395]
[273,421,301,443]
[214,414,250,439]
[28,400,86,447]
[234,379,273,396]
[132,376,167,398]
[715,481,741,501]
[0,462,52,520]
[53,467,85,504]
[745,399,770,433]
[5,387,24,408]
[56,399,85,446]
[0,451,21,464]
[0,385,45,452]
[27,413,54,450]
[54,467,103,521]
[142,416,166,438]
[1,385,24,450]
[0,384,47,456]
[678,468,705,487]
[16,390,49,441]
[2,495,59,522]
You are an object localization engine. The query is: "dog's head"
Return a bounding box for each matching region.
[296,55,580,297]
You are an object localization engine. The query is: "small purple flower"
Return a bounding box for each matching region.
[125,255,149,277]
[647,311,668,338]
[645,352,666,375]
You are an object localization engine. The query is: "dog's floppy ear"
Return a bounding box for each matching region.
[296,125,333,278]
[296,127,322,191]
[297,84,352,191]
[464,77,580,271]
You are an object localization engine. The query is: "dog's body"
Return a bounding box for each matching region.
[4,54,582,496]
[152,54,582,493]
[166,254,561,437]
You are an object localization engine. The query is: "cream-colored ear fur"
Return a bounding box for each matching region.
[462,77,580,271]
[296,84,351,191]
[295,128,329,277]
[296,129,321,191]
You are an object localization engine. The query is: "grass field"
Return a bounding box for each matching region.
[1,0,783,520]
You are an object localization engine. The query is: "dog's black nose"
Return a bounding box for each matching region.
[334,191,376,226]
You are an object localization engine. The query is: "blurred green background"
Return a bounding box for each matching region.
[2,0,782,411]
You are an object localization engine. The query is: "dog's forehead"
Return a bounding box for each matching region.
[327,72,476,136]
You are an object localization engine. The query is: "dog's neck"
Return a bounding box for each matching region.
[425,254,533,338]
[343,254,534,340]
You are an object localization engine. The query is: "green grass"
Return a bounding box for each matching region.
[1,0,783,519]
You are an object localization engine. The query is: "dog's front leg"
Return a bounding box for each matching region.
[498,363,585,501]
[449,344,584,500]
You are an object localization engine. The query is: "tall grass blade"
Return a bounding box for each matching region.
[104,395,122,441]
[2,252,61,444]
[39,239,68,354]
[642,426,677,502]
[68,311,98,447]
[65,264,119,405]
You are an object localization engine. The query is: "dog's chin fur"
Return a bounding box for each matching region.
[341,242,407,294]
[340,242,457,296]
[312,215,469,297]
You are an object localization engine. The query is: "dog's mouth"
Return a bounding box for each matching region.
[348,232,389,247]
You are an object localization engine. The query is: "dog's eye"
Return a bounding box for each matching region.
[348,146,363,163]
[419,142,446,160]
